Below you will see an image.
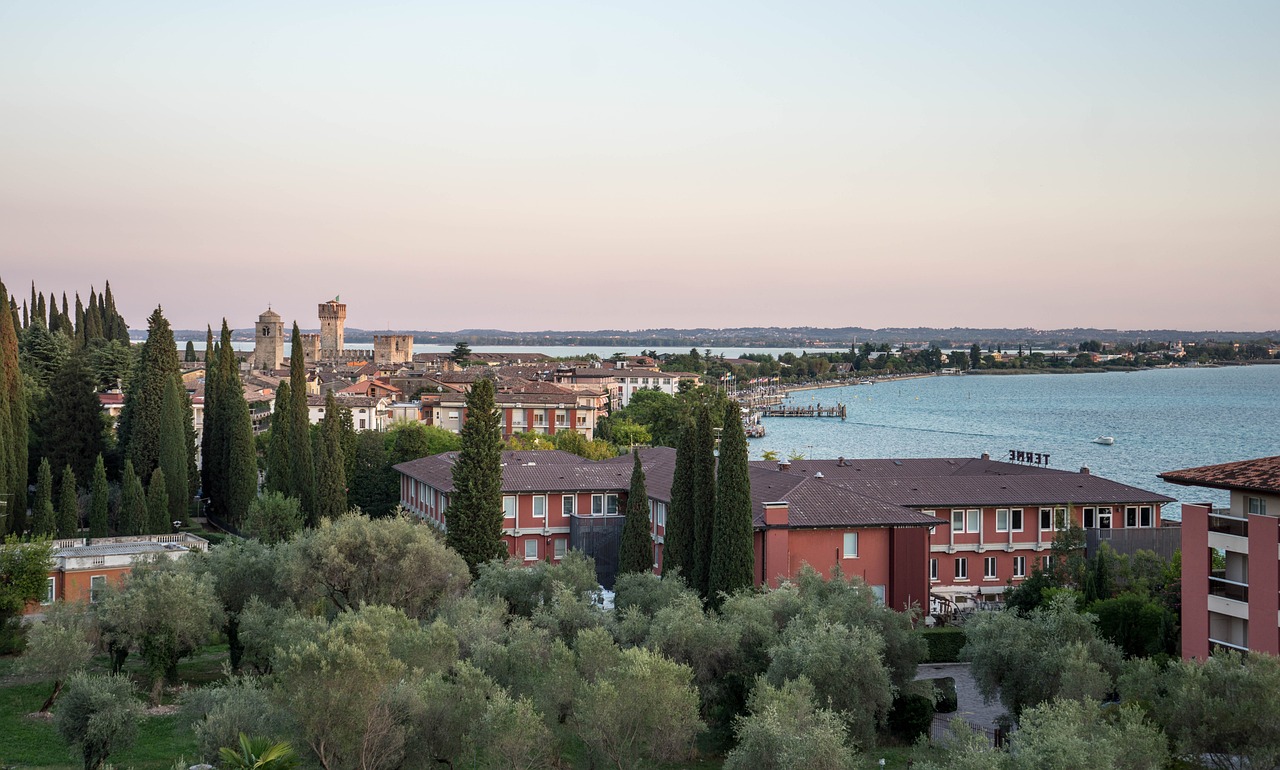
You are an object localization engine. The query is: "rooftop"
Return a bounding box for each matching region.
[1159,456,1280,496]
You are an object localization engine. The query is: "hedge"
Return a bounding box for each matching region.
[888,692,935,742]
[930,677,958,714]
[922,627,966,663]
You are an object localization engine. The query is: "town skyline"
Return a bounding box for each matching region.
[4,3,1278,331]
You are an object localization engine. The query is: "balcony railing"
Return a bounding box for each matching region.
[1208,513,1249,538]
[1208,576,1249,603]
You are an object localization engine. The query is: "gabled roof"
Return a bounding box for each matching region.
[1160,456,1280,496]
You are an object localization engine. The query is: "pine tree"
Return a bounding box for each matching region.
[0,279,29,536]
[265,380,292,495]
[447,377,506,576]
[184,340,196,362]
[690,401,718,598]
[120,460,147,536]
[39,352,106,484]
[89,455,109,538]
[33,458,56,536]
[288,323,316,524]
[661,425,695,580]
[118,307,191,482]
[708,401,754,604]
[57,465,78,538]
[158,377,191,527]
[618,449,653,575]
[316,390,348,521]
[147,468,170,534]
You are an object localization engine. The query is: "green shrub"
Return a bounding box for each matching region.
[922,627,965,662]
[888,692,935,743]
[931,677,957,714]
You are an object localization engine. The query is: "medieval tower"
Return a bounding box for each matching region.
[253,308,284,371]
[318,298,346,362]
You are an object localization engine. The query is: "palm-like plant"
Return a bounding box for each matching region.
[217,734,299,770]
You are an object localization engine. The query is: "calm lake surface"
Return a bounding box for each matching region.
[751,366,1280,519]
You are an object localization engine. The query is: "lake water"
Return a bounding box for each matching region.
[750,366,1280,519]
[205,342,826,359]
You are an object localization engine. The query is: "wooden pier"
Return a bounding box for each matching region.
[759,403,846,420]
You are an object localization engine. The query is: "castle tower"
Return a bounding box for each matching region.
[253,309,284,371]
[318,298,346,362]
[374,334,414,366]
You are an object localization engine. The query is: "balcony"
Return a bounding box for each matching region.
[1208,576,1249,603]
[1208,513,1249,538]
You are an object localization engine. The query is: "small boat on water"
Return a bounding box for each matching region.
[1093,436,1116,445]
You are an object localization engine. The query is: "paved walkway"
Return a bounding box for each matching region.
[914,662,1004,741]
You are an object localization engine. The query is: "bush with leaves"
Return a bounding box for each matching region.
[217,734,300,770]
[181,674,295,761]
[186,538,284,670]
[243,493,303,545]
[54,673,145,770]
[469,617,578,726]
[472,549,600,618]
[19,601,95,712]
[235,598,327,675]
[724,676,856,770]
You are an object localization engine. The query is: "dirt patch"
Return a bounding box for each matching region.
[147,704,181,716]
[26,710,54,721]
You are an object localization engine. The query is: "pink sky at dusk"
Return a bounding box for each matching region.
[2,3,1277,333]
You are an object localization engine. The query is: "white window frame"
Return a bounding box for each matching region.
[1013,556,1026,578]
[843,532,858,558]
[90,575,106,604]
[951,510,965,533]
[1083,507,1095,528]
[966,509,980,534]
[1039,507,1055,531]
[562,494,576,516]
[1126,506,1138,527]
[532,495,546,518]
[502,495,517,519]
[996,509,1010,532]
[592,494,604,515]
[605,494,619,515]
[954,558,968,581]
[930,558,939,582]
[43,576,55,605]
[984,556,997,580]
[554,538,567,560]
[1247,496,1267,515]
[1097,508,1112,529]
[1010,508,1023,532]
[1140,506,1153,527]
[523,539,538,561]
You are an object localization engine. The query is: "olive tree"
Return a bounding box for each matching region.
[54,673,145,770]
[724,676,856,770]
[19,600,95,711]
[180,674,295,761]
[187,538,284,670]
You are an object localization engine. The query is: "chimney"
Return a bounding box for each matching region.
[1079,466,1090,475]
[778,460,790,472]
[837,456,845,467]
[981,452,990,461]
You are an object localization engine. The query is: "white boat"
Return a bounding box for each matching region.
[1093,436,1115,445]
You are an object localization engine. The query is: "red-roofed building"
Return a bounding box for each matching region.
[1161,456,1280,659]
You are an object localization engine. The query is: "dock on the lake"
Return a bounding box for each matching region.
[760,403,846,420]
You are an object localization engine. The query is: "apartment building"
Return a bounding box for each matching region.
[26,533,210,615]
[1160,456,1280,659]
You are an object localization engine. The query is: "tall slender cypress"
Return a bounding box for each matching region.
[0,279,27,536]
[89,455,109,538]
[57,465,78,538]
[288,323,316,524]
[158,377,191,526]
[689,401,717,598]
[118,307,191,483]
[147,468,170,534]
[74,294,86,347]
[618,449,653,575]
[120,460,147,536]
[661,425,695,581]
[265,380,292,495]
[219,327,258,525]
[200,327,220,513]
[33,458,55,536]
[184,340,196,362]
[447,378,506,576]
[708,400,755,604]
[316,390,348,521]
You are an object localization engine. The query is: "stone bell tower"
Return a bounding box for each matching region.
[253,308,284,371]
[318,298,346,362]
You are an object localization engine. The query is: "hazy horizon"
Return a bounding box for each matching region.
[3,3,1277,332]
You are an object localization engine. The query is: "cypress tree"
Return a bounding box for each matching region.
[33,458,56,536]
[218,327,258,526]
[40,352,106,484]
[200,327,221,514]
[35,291,45,328]
[83,288,103,341]
[158,376,191,527]
[661,425,695,580]
[708,400,755,604]
[446,377,506,576]
[120,460,147,535]
[57,465,78,538]
[147,468,170,534]
[22,299,28,330]
[689,401,717,598]
[316,390,348,521]
[0,279,28,537]
[74,294,86,347]
[89,454,109,538]
[288,323,316,524]
[618,449,653,575]
[118,307,187,481]
[184,340,196,362]
[265,380,292,495]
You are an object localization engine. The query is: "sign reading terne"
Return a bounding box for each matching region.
[1008,450,1051,467]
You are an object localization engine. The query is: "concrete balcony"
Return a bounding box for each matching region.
[1208,576,1249,603]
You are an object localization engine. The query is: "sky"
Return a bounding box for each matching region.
[1,2,1277,333]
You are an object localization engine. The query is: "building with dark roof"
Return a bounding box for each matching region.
[1160,456,1280,659]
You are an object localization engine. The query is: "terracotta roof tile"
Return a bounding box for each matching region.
[1159,456,1280,495]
